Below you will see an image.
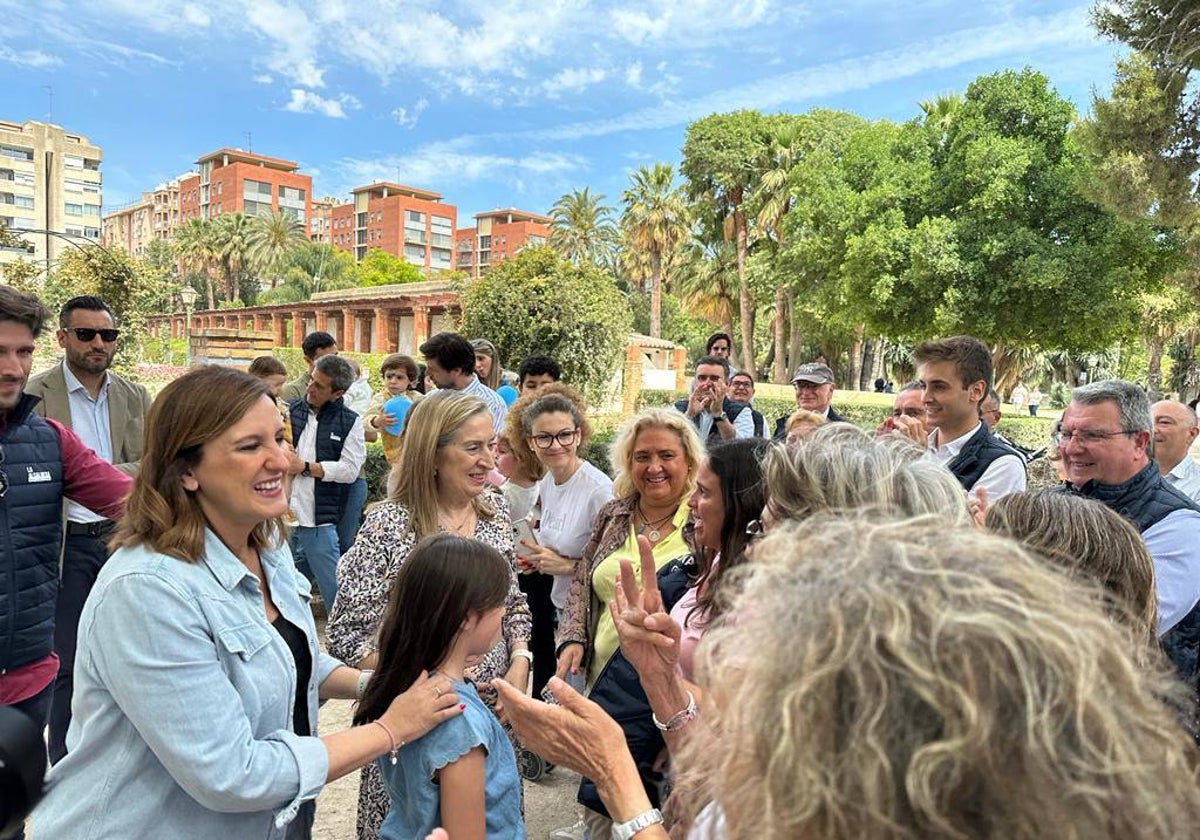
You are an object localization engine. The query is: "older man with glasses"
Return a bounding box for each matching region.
[1054,379,1200,681]
[726,372,766,437]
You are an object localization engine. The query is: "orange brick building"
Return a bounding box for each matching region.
[329,182,457,273]
[178,148,312,235]
[454,208,550,278]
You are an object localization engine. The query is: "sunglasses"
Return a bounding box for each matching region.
[66,327,120,342]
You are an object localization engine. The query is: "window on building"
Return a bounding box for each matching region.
[243,199,269,218]
[64,225,84,236]
[84,203,101,216]
[281,206,305,224]
[406,210,425,224]
[280,186,306,204]
[9,217,34,230]
[356,212,367,228]
[430,248,451,267]
[63,155,84,169]
[478,235,491,250]
[404,244,425,264]
[83,227,100,239]
[65,202,84,216]
[243,179,272,199]
[1,145,34,162]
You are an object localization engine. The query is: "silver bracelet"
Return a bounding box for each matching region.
[651,690,697,732]
[356,669,373,700]
[612,808,664,840]
[509,649,533,666]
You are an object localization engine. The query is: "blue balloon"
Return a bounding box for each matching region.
[381,396,413,436]
[497,385,519,406]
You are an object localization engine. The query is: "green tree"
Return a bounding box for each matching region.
[0,257,40,294]
[172,218,219,309]
[214,213,254,304]
[619,164,690,338]
[681,110,767,371]
[357,248,424,286]
[458,247,631,401]
[248,210,308,289]
[548,187,619,269]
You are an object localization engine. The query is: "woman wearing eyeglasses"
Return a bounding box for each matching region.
[516,387,613,701]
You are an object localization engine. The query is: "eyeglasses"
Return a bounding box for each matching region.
[1051,429,1137,446]
[66,327,120,342]
[729,380,753,389]
[530,429,579,449]
[0,446,7,499]
[745,519,764,537]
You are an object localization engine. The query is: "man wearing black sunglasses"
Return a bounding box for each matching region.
[24,296,151,763]
[0,287,130,784]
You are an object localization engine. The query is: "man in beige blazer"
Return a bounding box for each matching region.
[24,295,151,764]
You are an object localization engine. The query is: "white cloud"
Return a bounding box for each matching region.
[283,88,361,118]
[0,45,61,67]
[253,73,274,84]
[529,7,1099,140]
[391,97,429,129]
[624,61,643,87]
[610,0,772,45]
[245,0,325,88]
[333,141,587,196]
[542,66,606,98]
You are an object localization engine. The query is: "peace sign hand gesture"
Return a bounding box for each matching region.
[609,535,681,687]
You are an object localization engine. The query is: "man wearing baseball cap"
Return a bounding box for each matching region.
[773,362,845,440]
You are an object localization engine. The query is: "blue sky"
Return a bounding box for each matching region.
[1,0,1125,221]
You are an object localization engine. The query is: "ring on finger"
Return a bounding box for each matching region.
[434,685,443,698]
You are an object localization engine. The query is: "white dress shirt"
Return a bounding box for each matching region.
[1164,455,1200,503]
[62,362,112,524]
[288,407,365,528]
[925,422,1027,500]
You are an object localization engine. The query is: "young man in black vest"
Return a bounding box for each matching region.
[286,353,364,609]
[1054,380,1200,679]
[914,336,1026,500]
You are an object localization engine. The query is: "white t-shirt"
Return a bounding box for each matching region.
[536,461,614,608]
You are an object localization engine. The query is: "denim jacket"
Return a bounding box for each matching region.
[34,529,343,839]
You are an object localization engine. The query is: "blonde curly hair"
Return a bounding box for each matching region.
[675,515,1200,839]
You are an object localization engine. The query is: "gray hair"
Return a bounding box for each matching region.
[1071,380,1152,434]
[314,354,354,393]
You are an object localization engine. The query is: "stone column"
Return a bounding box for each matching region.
[315,308,327,334]
[273,315,286,349]
[372,307,389,354]
[412,304,429,354]
[342,308,356,352]
[291,311,304,348]
[623,344,644,416]
[672,347,688,392]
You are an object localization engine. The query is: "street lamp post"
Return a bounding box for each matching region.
[179,285,199,367]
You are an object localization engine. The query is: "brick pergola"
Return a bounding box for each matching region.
[148,281,461,356]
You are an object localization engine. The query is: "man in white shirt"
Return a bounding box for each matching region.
[286,354,365,609]
[914,336,1026,500]
[675,356,755,444]
[420,331,508,433]
[1152,400,1200,502]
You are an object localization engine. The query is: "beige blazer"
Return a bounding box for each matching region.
[25,362,153,475]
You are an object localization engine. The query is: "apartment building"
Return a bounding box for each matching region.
[310,196,344,245]
[102,174,188,257]
[0,119,102,268]
[178,148,312,234]
[454,208,549,278]
[329,182,457,274]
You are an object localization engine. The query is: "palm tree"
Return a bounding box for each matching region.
[752,119,805,382]
[675,239,737,339]
[249,210,308,289]
[214,213,253,303]
[548,187,619,269]
[172,218,218,309]
[620,164,690,338]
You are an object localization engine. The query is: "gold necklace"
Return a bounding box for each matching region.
[440,506,476,535]
[637,502,675,542]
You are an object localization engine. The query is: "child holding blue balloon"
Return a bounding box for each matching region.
[365,354,424,462]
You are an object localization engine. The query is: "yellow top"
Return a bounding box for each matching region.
[588,502,690,685]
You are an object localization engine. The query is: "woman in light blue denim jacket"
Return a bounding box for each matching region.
[34,367,463,840]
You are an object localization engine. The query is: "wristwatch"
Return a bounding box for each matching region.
[612,808,663,840]
[301,461,312,477]
[712,412,728,423]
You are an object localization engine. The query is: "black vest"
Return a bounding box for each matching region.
[288,397,358,527]
[1058,461,1200,681]
[772,405,846,441]
[0,394,66,669]
[945,423,1023,492]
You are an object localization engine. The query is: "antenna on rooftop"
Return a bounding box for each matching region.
[41,85,53,122]
[245,131,253,153]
